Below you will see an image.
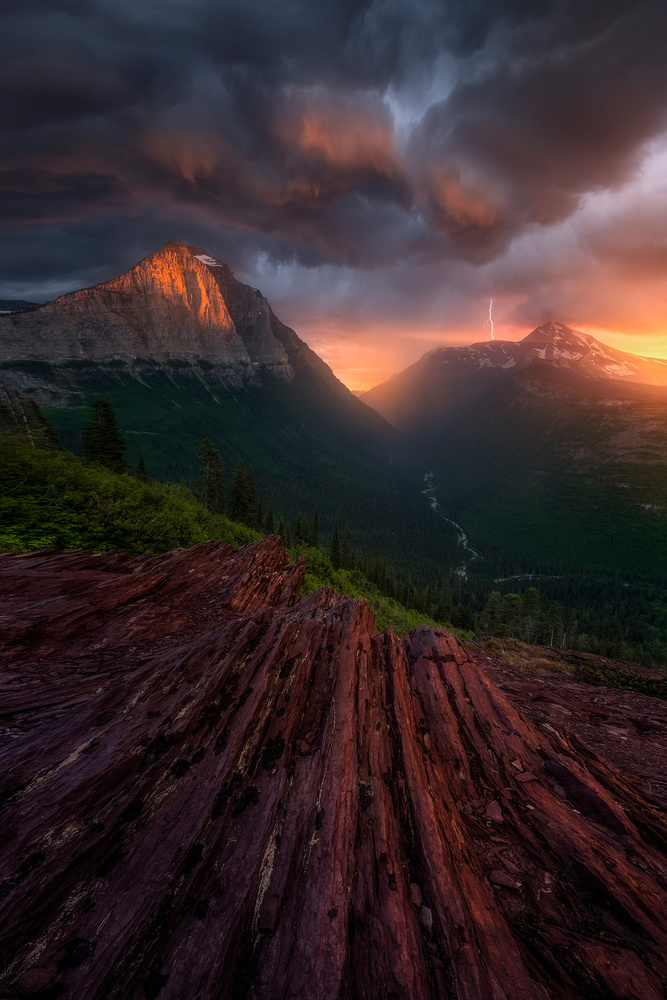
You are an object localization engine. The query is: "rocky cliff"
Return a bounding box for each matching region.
[0,242,255,366]
[1,538,667,999]
[0,241,327,385]
[186,246,342,389]
[0,240,361,406]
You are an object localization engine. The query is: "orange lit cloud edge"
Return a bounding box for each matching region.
[303,320,667,392]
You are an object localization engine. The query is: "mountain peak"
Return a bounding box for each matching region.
[0,239,251,365]
[522,321,595,348]
[0,240,348,389]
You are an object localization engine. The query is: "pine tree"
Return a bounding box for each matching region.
[544,603,564,648]
[436,590,454,624]
[243,465,259,525]
[404,573,414,611]
[28,401,63,451]
[255,496,263,532]
[363,542,372,577]
[330,519,342,570]
[342,510,353,569]
[452,604,475,631]
[294,512,306,547]
[83,399,129,474]
[228,460,257,525]
[264,493,275,535]
[310,509,319,548]
[480,591,503,635]
[136,451,148,483]
[521,587,541,642]
[499,593,523,637]
[227,459,245,521]
[197,439,225,514]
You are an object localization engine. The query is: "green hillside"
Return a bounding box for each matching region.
[0,431,460,639]
[0,358,463,581]
[412,374,667,580]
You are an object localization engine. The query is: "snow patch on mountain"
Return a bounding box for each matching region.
[194,254,222,267]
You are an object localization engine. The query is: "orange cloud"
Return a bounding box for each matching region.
[275,90,402,180]
[139,130,226,184]
[424,165,504,232]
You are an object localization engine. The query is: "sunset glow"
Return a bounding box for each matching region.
[1,0,667,389]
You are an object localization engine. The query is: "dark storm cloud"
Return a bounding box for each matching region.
[1,0,667,300]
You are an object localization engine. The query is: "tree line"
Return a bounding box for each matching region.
[80,399,667,668]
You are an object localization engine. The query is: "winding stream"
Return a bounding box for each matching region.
[421,472,480,577]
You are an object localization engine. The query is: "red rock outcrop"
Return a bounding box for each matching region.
[1,538,667,999]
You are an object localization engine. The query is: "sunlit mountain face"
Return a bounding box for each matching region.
[2,0,667,383]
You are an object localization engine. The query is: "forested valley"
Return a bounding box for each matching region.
[3,393,665,673]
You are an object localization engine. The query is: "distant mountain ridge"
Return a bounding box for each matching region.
[0,299,41,315]
[362,321,667,431]
[359,319,667,585]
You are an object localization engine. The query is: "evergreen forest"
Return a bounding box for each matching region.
[2,394,665,670]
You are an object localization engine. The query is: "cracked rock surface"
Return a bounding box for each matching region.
[1,537,666,999]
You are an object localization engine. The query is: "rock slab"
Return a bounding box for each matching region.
[1,538,667,999]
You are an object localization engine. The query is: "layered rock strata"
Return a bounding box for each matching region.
[1,538,666,999]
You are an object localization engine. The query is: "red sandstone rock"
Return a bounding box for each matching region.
[0,537,666,999]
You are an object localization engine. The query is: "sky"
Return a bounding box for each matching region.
[1,0,667,389]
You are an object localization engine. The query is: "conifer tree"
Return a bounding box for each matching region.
[244,465,259,524]
[264,493,275,535]
[499,593,523,637]
[480,591,503,634]
[545,603,564,648]
[197,439,225,514]
[452,604,475,631]
[256,496,263,532]
[277,518,285,541]
[294,512,306,547]
[83,399,129,474]
[28,401,63,451]
[228,460,257,525]
[404,573,414,610]
[310,509,319,548]
[342,510,353,569]
[436,586,454,624]
[136,451,148,483]
[330,519,342,569]
[521,587,541,642]
[227,459,245,521]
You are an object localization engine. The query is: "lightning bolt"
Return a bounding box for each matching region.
[484,298,495,340]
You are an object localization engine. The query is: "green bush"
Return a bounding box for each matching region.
[0,434,470,640]
[295,543,472,637]
[0,437,258,555]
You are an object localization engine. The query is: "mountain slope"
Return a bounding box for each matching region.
[0,242,461,577]
[362,322,667,431]
[429,362,667,575]
[361,323,667,582]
